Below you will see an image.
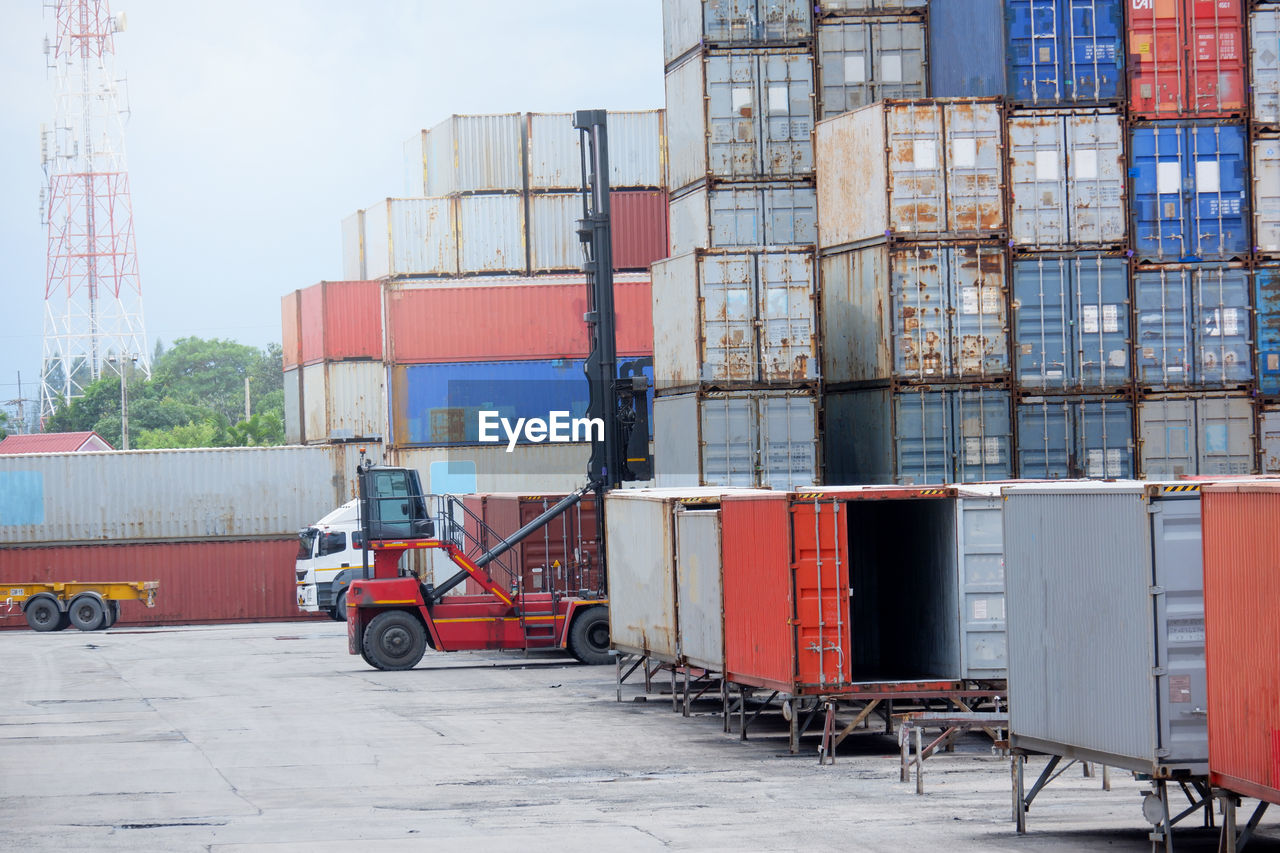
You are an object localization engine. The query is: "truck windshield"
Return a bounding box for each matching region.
[297,529,318,560]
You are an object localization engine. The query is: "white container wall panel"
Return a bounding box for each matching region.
[1138,394,1255,479]
[1003,483,1207,774]
[816,98,1006,249]
[527,193,581,272]
[816,16,927,119]
[457,193,526,275]
[1261,404,1280,474]
[675,508,726,671]
[283,366,302,445]
[663,0,813,67]
[605,491,679,660]
[1253,6,1280,128]
[1007,109,1126,248]
[668,183,817,256]
[652,250,818,391]
[301,361,386,444]
[665,51,816,193]
[363,198,457,279]
[341,209,365,280]
[0,446,348,545]
[654,390,819,489]
[424,114,525,196]
[390,444,589,495]
[527,111,665,190]
[403,130,427,195]
[1256,137,1280,259]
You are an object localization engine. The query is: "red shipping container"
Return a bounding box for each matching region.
[1202,482,1280,806]
[460,493,601,596]
[385,277,653,364]
[611,190,669,271]
[1128,0,1246,119]
[0,539,321,629]
[300,280,384,365]
[281,290,302,370]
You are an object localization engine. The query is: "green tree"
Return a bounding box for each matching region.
[0,411,8,441]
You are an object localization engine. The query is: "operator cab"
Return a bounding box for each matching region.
[358,465,435,542]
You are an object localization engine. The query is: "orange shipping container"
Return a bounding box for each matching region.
[1127,0,1246,119]
[1202,482,1280,806]
[300,280,384,365]
[281,290,302,370]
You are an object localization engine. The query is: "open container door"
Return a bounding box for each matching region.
[789,496,852,692]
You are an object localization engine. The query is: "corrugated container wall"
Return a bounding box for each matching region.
[817,0,926,12]
[1253,6,1280,128]
[1003,483,1207,774]
[455,193,527,275]
[391,445,588,495]
[816,15,927,118]
[815,99,1006,249]
[1200,483,1280,807]
[1256,137,1280,259]
[824,385,1013,485]
[362,198,457,279]
[1127,0,1246,119]
[465,493,601,596]
[1259,403,1280,474]
[1134,264,1253,389]
[529,190,669,273]
[299,281,383,365]
[525,111,665,190]
[604,491,680,660]
[1005,0,1124,105]
[423,114,525,196]
[0,540,310,628]
[662,0,813,67]
[668,182,816,256]
[1138,393,1255,478]
[927,0,1006,97]
[283,367,302,445]
[1129,122,1250,263]
[611,190,670,270]
[653,390,819,489]
[1258,266,1280,396]
[384,276,653,364]
[301,361,386,444]
[1016,394,1135,479]
[1006,109,1126,248]
[341,209,366,280]
[675,506,731,671]
[652,250,818,391]
[0,446,349,545]
[820,242,1009,386]
[665,50,816,192]
[281,290,301,370]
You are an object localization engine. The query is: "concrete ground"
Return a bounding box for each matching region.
[1,622,1276,853]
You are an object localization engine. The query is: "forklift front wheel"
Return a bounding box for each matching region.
[568,605,611,665]
[361,610,427,671]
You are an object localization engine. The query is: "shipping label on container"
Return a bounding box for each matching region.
[816,16,927,118]
[1135,265,1253,388]
[1127,0,1246,118]
[1006,0,1125,106]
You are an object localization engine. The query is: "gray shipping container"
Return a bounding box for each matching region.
[662,0,812,67]
[1252,5,1279,128]
[283,366,303,446]
[1003,482,1207,775]
[654,389,818,489]
[1135,265,1253,389]
[821,241,1009,385]
[675,507,727,672]
[824,385,1013,485]
[1260,402,1280,474]
[1016,394,1135,479]
[1255,137,1280,259]
[668,182,817,256]
[816,16,927,118]
[652,250,818,391]
[1138,393,1255,479]
[301,361,386,445]
[422,114,525,197]
[818,0,926,11]
[1007,109,1126,248]
[665,50,815,193]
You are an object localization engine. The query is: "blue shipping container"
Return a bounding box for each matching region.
[1013,253,1130,390]
[1016,394,1134,478]
[1130,123,1250,263]
[1005,0,1124,106]
[929,0,1007,97]
[1257,266,1280,396]
[1135,265,1253,389]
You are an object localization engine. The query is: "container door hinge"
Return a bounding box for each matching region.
[1152,666,1168,677]
[1155,747,1171,758]
[1147,503,1162,514]
[1149,585,1165,596]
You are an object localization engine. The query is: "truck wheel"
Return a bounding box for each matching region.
[24,596,63,632]
[68,594,106,631]
[330,589,348,622]
[568,605,611,665]
[102,600,120,629]
[361,610,426,671]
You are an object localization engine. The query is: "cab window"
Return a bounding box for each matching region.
[318,531,346,557]
[297,529,318,560]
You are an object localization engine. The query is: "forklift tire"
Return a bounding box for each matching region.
[567,605,611,665]
[361,610,427,671]
[68,594,107,632]
[330,589,348,622]
[24,596,63,632]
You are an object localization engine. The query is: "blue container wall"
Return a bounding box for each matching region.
[1257,266,1280,396]
[1130,123,1250,263]
[1005,0,1124,105]
[1016,395,1134,478]
[895,385,1014,484]
[929,0,1007,97]
[1135,266,1253,389]
[1013,254,1130,390]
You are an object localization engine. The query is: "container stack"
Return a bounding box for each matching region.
[653,0,822,489]
[1253,1,1280,472]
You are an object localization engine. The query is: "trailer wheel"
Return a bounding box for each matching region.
[68,594,106,632]
[102,600,120,629]
[568,605,611,665]
[330,589,348,622]
[361,610,426,671]
[24,596,63,632]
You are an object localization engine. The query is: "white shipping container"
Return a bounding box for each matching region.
[456,193,526,275]
[674,507,725,671]
[302,361,387,445]
[403,130,427,195]
[527,192,581,272]
[341,209,366,280]
[1252,5,1279,127]
[0,446,352,545]
[1255,137,1280,258]
[526,111,665,190]
[604,490,680,661]
[667,182,817,255]
[390,444,589,495]
[652,250,818,390]
[1138,394,1255,479]
[362,198,457,279]
[662,0,812,67]
[283,366,302,445]
[424,114,525,196]
[815,98,1006,249]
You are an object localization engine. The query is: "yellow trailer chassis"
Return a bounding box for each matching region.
[3,581,158,632]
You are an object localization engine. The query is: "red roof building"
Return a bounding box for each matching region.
[0,431,114,454]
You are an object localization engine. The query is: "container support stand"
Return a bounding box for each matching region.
[1217,795,1270,853]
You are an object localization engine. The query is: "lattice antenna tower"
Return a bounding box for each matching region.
[39,0,150,421]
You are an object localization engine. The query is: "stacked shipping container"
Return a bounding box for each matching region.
[1254,3,1280,474]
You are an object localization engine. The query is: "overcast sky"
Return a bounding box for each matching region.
[0,1,664,422]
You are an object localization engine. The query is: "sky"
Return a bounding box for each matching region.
[0,0,665,426]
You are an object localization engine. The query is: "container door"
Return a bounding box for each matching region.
[758,53,815,180]
[1131,124,1189,262]
[1139,397,1197,479]
[1257,267,1280,396]
[817,17,875,118]
[675,509,725,671]
[1151,494,1209,768]
[1127,0,1186,118]
[1195,266,1252,386]
[1136,267,1194,388]
[885,103,945,235]
[942,101,1005,233]
[700,395,757,486]
[757,252,817,384]
[1187,0,1246,115]
[701,254,757,384]
[1253,7,1280,126]
[790,499,851,690]
[1006,0,1061,104]
[950,244,1009,380]
[1065,110,1126,245]
[1013,256,1071,389]
[1016,397,1072,478]
[1008,112,1069,246]
[707,186,761,247]
[1077,395,1134,478]
[953,386,1014,483]
[760,185,818,246]
[757,394,818,490]
[1065,0,1124,103]
[1262,407,1280,474]
[1253,140,1280,259]
[1186,124,1249,260]
[956,496,1006,679]
[891,244,948,380]
[894,387,950,485]
[1195,395,1254,475]
[705,54,759,181]
[1074,253,1130,388]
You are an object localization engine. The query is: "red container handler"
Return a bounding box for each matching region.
[1202,481,1280,806]
[1127,0,1247,119]
[459,493,601,597]
[299,280,384,365]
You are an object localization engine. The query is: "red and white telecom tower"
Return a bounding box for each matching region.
[40,0,150,421]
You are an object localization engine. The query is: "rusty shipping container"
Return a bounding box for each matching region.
[384,275,653,364]
[662,0,812,68]
[668,182,817,256]
[462,493,601,597]
[301,361,386,444]
[420,114,525,196]
[820,241,1009,385]
[1127,0,1247,119]
[298,281,383,366]
[0,539,314,629]
[528,190,669,273]
[1201,482,1280,808]
[815,98,1006,249]
[360,197,458,279]
[651,249,818,392]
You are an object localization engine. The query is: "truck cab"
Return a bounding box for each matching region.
[295,500,367,621]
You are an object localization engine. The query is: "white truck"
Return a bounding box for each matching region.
[295,500,368,621]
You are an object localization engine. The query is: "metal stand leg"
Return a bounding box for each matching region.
[722,678,730,733]
[789,702,799,755]
[671,666,678,713]
[1083,761,1095,778]
[818,701,836,766]
[739,685,748,741]
[1102,764,1111,791]
[914,726,924,795]
[682,668,690,717]
[901,725,911,783]
[1014,753,1027,832]
[1221,794,1237,853]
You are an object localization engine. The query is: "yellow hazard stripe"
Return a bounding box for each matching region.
[434,616,558,624]
[1163,484,1200,493]
[372,599,419,605]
